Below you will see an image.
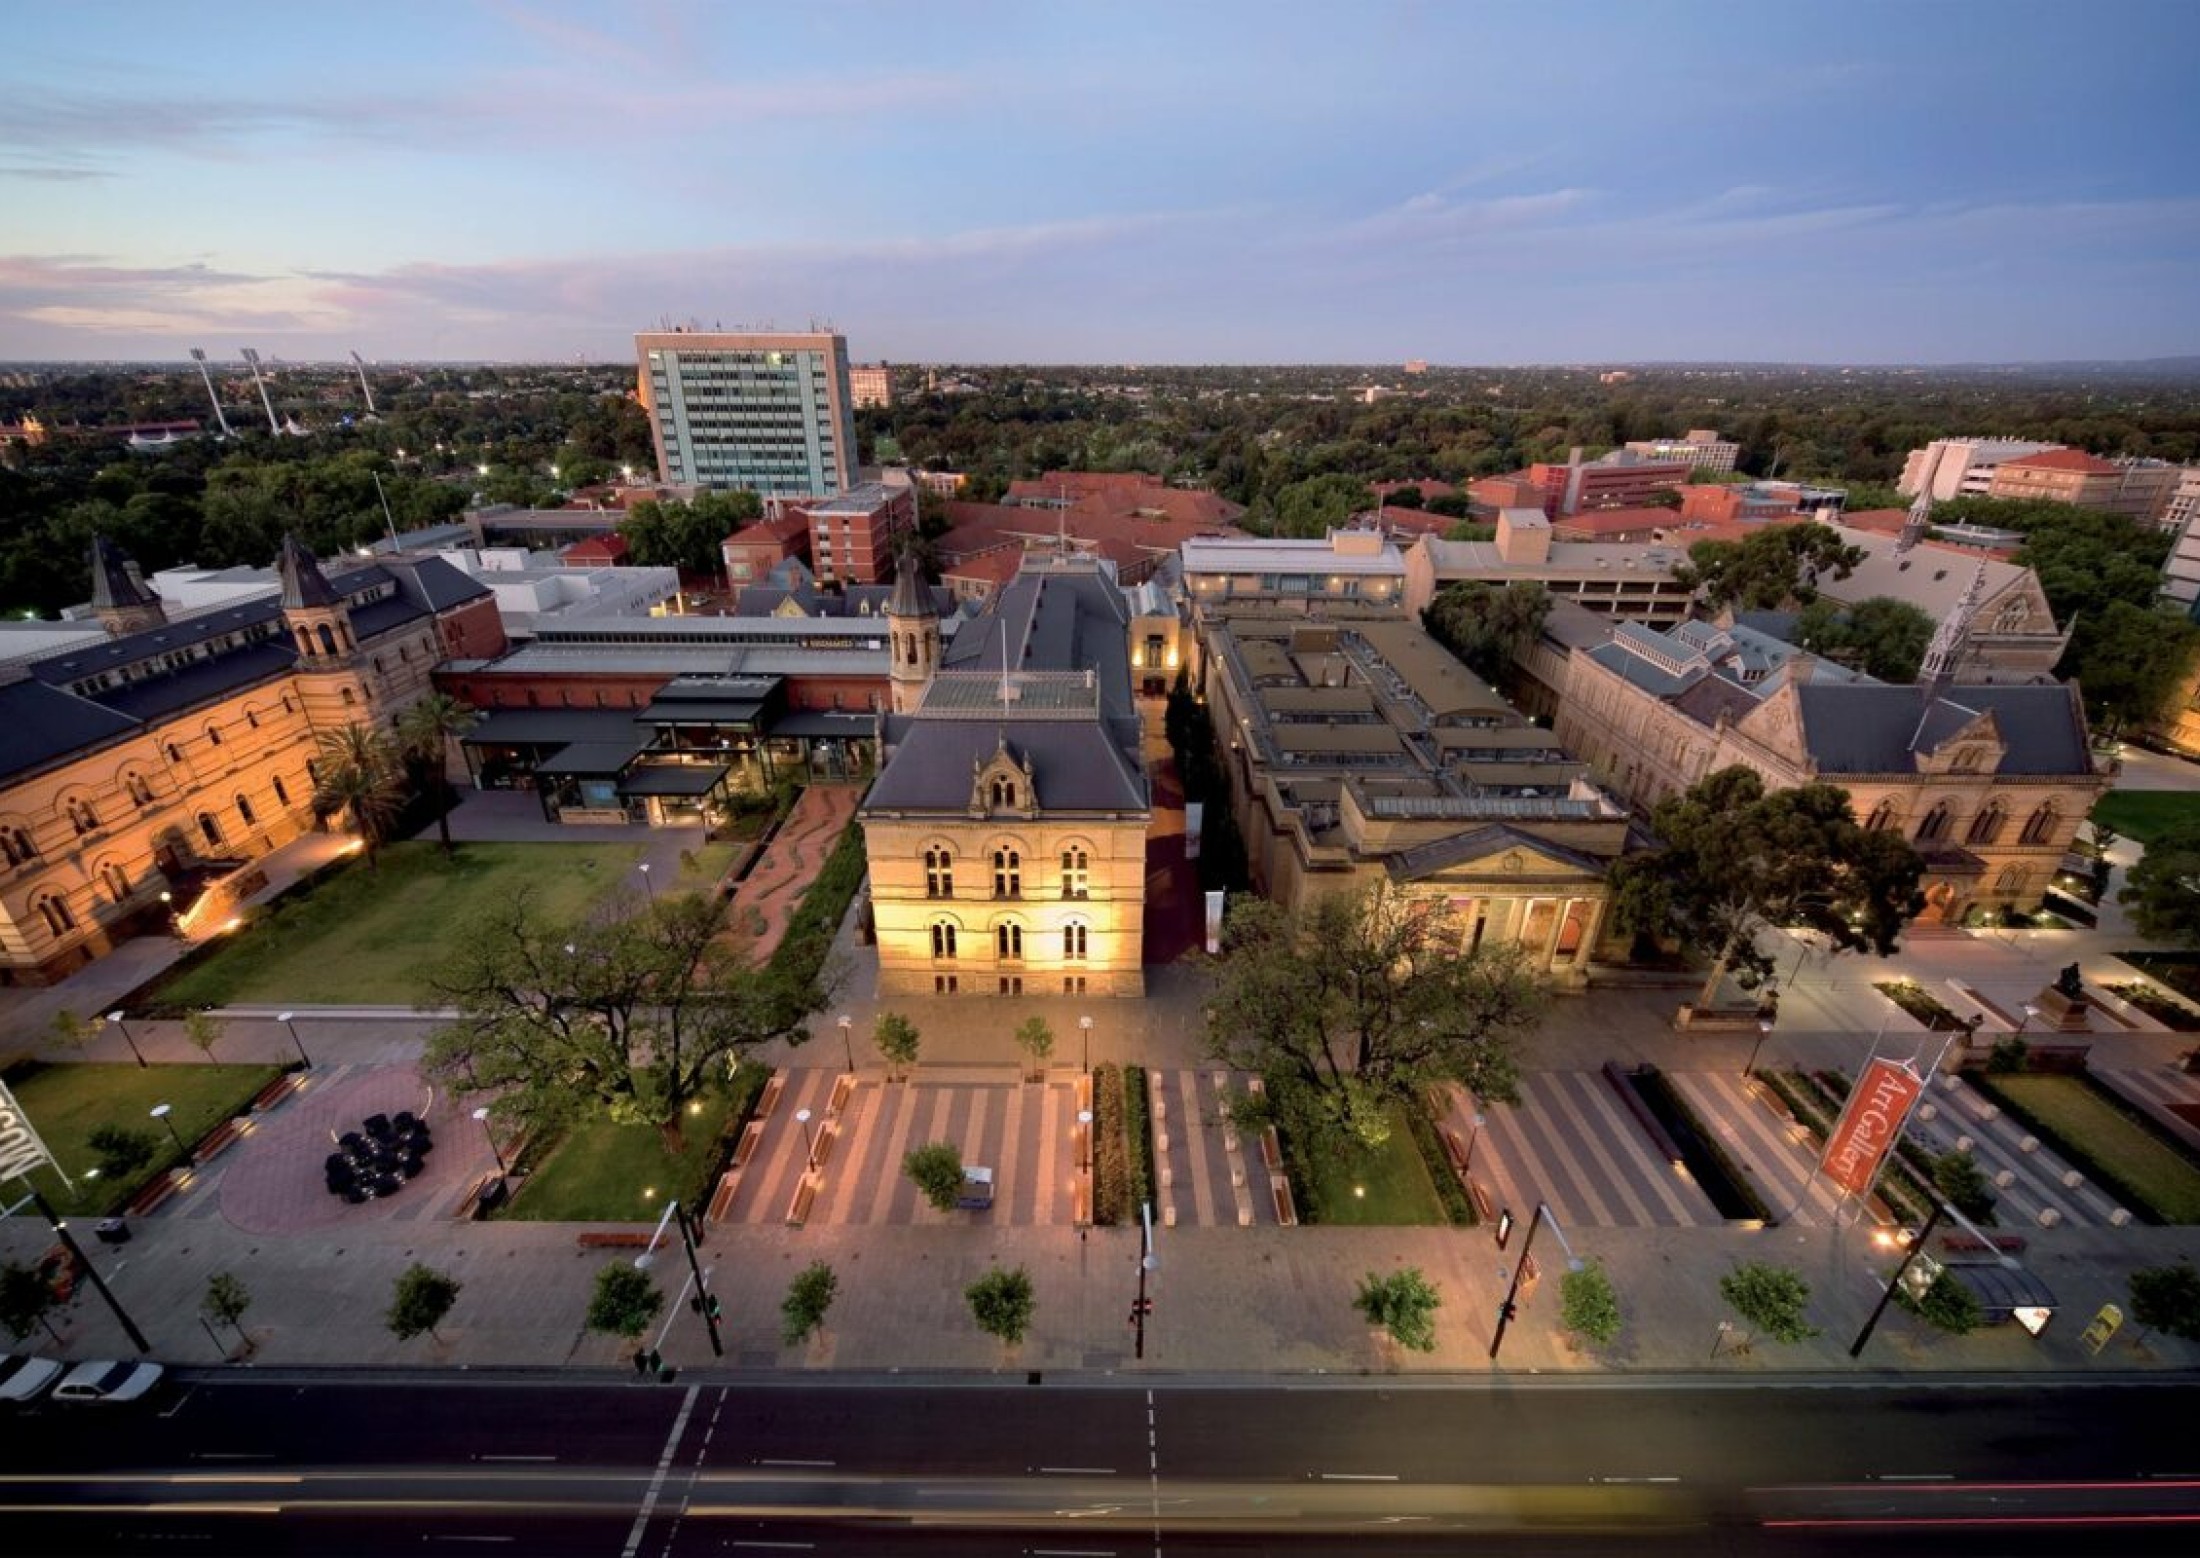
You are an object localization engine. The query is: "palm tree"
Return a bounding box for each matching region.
[396,693,477,857]
[312,723,406,869]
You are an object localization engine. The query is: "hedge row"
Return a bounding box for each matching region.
[1091,1062,1129,1226]
[767,822,867,989]
[1400,1100,1477,1226]
[1123,1065,1156,1215]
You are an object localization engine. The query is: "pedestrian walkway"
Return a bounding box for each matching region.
[722,785,859,963]
[1440,1074,1723,1229]
[1910,1072,2130,1228]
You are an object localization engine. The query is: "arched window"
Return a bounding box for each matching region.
[125,772,154,807]
[66,798,99,836]
[341,687,358,706]
[1060,846,1089,899]
[197,811,225,848]
[1995,865,2030,895]
[1063,921,1088,962]
[1914,801,1952,843]
[236,793,257,827]
[924,847,953,898]
[1864,800,1898,833]
[205,723,223,747]
[316,624,337,656]
[246,707,260,730]
[2,825,35,865]
[992,848,1021,899]
[272,775,291,807]
[100,861,131,902]
[990,776,1016,809]
[930,920,958,960]
[2019,803,2060,846]
[1965,803,2006,846]
[36,893,76,935]
[996,921,1023,961]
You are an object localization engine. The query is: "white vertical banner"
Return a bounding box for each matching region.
[1204,890,1226,956]
[1185,802,1204,862]
[0,1077,61,1187]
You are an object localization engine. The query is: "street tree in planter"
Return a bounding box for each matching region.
[1353,1267,1442,1353]
[1610,766,1925,1010]
[2128,1262,2200,1346]
[873,1012,921,1082]
[1896,1267,1983,1335]
[183,1008,225,1061]
[585,1263,664,1341]
[201,1271,252,1347]
[1012,1015,1054,1081]
[387,1263,463,1343]
[903,1141,965,1212]
[966,1265,1036,1347]
[781,1261,839,1347]
[1719,1261,1818,1349]
[1559,1260,1624,1349]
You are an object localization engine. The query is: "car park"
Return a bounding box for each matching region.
[51,1359,164,1403]
[0,1354,64,1404]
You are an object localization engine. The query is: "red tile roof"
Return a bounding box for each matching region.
[1997,448,2120,475]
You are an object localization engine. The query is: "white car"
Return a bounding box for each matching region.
[52,1359,164,1403]
[0,1354,64,1403]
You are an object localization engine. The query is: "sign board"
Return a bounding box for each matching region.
[1185,802,1204,862]
[0,1077,60,1185]
[1204,890,1226,956]
[1819,1057,1926,1198]
[1494,1208,1515,1249]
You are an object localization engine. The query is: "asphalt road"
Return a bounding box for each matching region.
[4,1372,2199,1556]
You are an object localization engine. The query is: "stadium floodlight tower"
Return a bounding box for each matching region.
[349,350,379,418]
[239,347,281,434]
[188,348,235,439]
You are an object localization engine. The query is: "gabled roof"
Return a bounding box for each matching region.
[1997,448,2121,476]
[862,718,1147,813]
[1386,823,1611,882]
[1793,682,2093,776]
[0,677,143,781]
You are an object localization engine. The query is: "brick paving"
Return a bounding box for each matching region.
[721,784,859,963]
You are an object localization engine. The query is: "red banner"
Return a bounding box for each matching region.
[1819,1057,1924,1198]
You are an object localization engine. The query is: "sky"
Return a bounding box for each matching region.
[2,0,2197,365]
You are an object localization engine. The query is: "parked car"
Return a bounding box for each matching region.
[956,1165,995,1210]
[0,1354,64,1403]
[52,1359,164,1403]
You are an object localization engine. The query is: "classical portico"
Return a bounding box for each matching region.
[1384,826,1612,984]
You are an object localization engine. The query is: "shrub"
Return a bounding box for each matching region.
[967,1265,1036,1345]
[1354,1267,1441,1352]
[387,1263,462,1342]
[585,1263,664,1339]
[1720,1261,1817,1346]
[1895,1267,1983,1335]
[88,1124,159,1180]
[767,823,866,989]
[1122,1065,1155,1214]
[781,1261,838,1346]
[1091,1063,1129,1226]
[1560,1259,1623,1348]
[1400,1100,1476,1225]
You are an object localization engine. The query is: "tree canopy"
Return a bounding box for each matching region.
[1353,1267,1442,1353]
[620,490,763,575]
[1672,522,1865,611]
[424,887,825,1143]
[2119,822,2200,946]
[1424,580,1553,683]
[1609,766,1926,1007]
[1792,596,1935,682]
[1205,882,1547,1150]
[1719,1261,1818,1346]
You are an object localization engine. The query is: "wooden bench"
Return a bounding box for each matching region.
[2024,1044,2091,1075]
[1270,1172,1298,1227]
[126,1171,182,1216]
[575,1230,654,1250]
[706,1171,740,1224]
[193,1117,247,1165]
[786,1175,818,1228]
[730,1120,765,1171]
[753,1074,785,1122]
[248,1074,303,1114]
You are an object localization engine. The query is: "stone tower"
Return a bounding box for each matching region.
[88,535,167,637]
[884,549,940,716]
[276,533,356,668]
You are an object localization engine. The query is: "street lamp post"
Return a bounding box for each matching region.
[1079,1015,1093,1074]
[150,1102,186,1158]
[795,1107,818,1171]
[636,862,654,905]
[471,1106,508,1175]
[2015,1003,2042,1039]
[1132,1201,1158,1359]
[837,1015,855,1073]
[1490,1201,1581,1361]
[24,1185,150,1354]
[107,1009,148,1068]
[635,1199,722,1357]
[1744,1017,1775,1080]
[275,1010,310,1068]
[1464,1111,1486,1173]
[1849,1200,1951,1359]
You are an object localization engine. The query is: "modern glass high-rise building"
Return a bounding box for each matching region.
[637,329,858,497]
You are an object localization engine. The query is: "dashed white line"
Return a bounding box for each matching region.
[1875,1473,1954,1482]
[1317,1473,1399,1483]
[758,1458,834,1468]
[620,1383,698,1558]
[1038,1466,1117,1476]
[476,1454,555,1463]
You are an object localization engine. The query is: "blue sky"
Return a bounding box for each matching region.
[2,0,2196,364]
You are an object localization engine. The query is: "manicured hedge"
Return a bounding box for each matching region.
[1123,1065,1156,1215]
[768,822,866,989]
[1091,1063,1129,1226]
[1401,1099,1477,1226]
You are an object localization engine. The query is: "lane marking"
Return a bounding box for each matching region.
[477,1455,555,1463]
[729,1544,814,1551]
[190,1453,273,1461]
[757,1458,834,1468]
[428,1539,515,1546]
[1038,1467,1117,1476]
[1876,1473,1955,1482]
[1318,1473,1400,1482]
[158,1387,198,1420]
[1032,1549,1118,1556]
[620,1384,698,1558]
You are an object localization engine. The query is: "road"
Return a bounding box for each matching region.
[4,1372,2199,1555]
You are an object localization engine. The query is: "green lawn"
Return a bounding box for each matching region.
[154,842,646,1007]
[501,1072,763,1222]
[1297,1110,1449,1226]
[2,1061,283,1218]
[1977,1074,2200,1224]
[2090,790,2200,846]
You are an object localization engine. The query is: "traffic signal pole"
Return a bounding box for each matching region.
[1488,1202,1548,1361]
[1131,1200,1157,1358]
[674,1202,723,1356]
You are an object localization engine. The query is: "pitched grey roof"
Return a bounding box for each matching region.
[375,554,493,613]
[862,719,1147,813]
[0,677,143,781]
[1792,683,2094,776]
[942,557,1134,722]
[1386,822,1613,882]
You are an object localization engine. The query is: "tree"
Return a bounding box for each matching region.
[1353,1267,1442,1353]
[1204,882,1547,1153]
[873,1011,921,1082]
[1012,1015,1054,1081]
[2127,1261,2200,1346]
[425,888,823,1148]
[2118,821,2200,946]
[2073,602,2200,735]
[1559,1259,1624,1349]
[88,1124,158,1180]
[201,1271,252,1342]
[1719,1261,1818,1347]
[183,1008,224,1061]
[781,1260,839,1347]
[584,1263,664,1340]
[1609,766,1926,1008]
[47,1008,100,1054]
[966,1265,1036,1346]
[387,1263,462,1342]
[1672,522,1866,611]
[903,1141,965,1212]
[311,722,406,867]
[620,491,762,575]
[1895,1267,1983,1336]
[0,1261,61,1344]
[1929,1149,1998,1224]
[1792,596,1935,682]
[1423,580,1553,682]
[395,692,476,857]
[1271,473,1373,538]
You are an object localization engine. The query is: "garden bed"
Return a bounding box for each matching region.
[501,1066,768,1223]
[2108,981,2200,1033]
[1875,979,1973,1032]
